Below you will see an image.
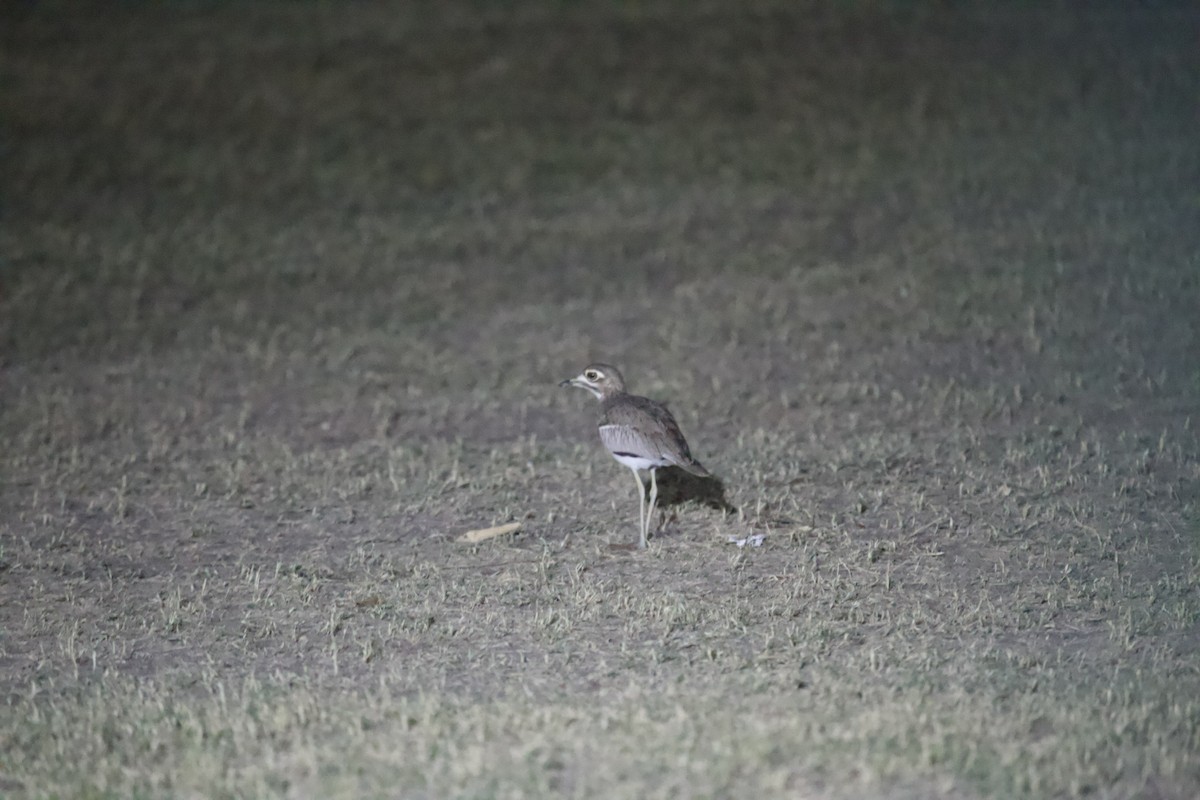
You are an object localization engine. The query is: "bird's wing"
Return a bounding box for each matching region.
[598,423,653,459]
[637,403,712,476]
[600,395,711,476]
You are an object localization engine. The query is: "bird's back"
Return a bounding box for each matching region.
[599,393,711,477]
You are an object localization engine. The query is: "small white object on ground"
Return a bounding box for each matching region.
[727,534,765,548]
[457,522,522,543]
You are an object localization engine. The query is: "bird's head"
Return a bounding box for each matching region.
[559,363,626,400]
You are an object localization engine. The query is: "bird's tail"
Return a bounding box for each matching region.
[679,458,712,479]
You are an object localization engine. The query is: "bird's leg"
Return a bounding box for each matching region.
[647,468,659,545]
[632,468,647,549]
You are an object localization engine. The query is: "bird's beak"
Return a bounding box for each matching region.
[559,377,577,388]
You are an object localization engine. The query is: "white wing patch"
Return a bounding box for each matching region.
[598,425,670,470]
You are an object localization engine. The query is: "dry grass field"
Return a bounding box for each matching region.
[1,1,1198,797]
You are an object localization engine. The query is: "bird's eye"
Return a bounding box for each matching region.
[585,370,599,381]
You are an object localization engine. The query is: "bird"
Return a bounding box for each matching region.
[560,363,711,549]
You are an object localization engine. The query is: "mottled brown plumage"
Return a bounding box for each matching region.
[599,393,711,478]
[560,363,711,548]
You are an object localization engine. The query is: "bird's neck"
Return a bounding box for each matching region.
[599,390,627,406]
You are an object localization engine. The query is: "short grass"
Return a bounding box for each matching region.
[1,1,1198,798]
